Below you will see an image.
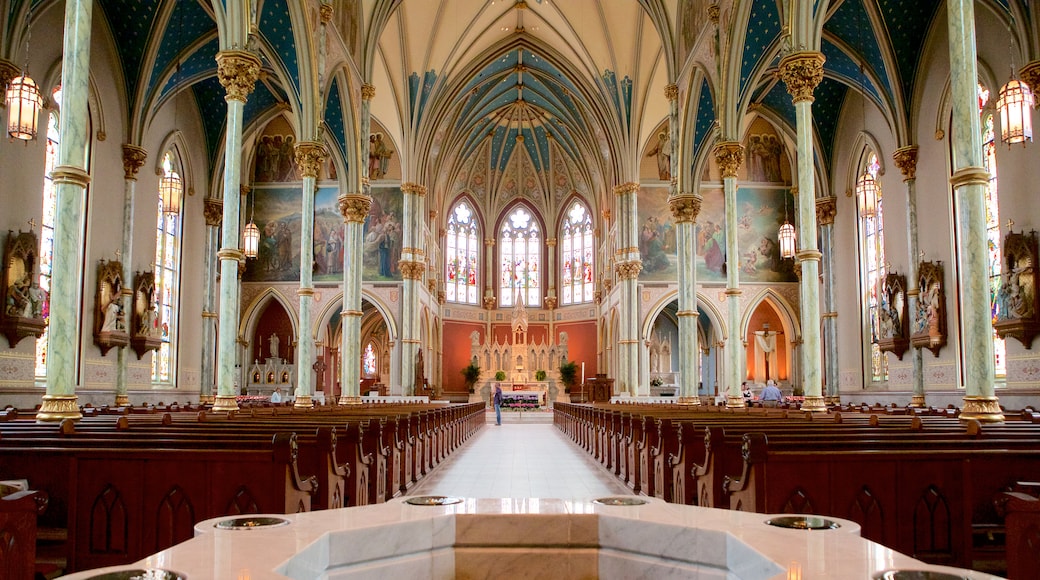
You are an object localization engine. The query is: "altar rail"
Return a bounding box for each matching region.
[553,402,1040,577]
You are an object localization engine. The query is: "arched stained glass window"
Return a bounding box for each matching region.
[362,343,377,377]
[858,151,887,382]
[980,84,1006,379]
[445,200,479,304]
[499,205,541,307]
[35,111,60,378]
[561,200,594,305]
[152,151,183,383]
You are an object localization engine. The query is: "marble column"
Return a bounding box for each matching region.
[670,194,702,404]
[483,237,496,310]
[200,199,222,403]
[38,0,94,422]
[946,0,1003,422]
[545,238,557,310]
[713,143,745,408]
[338,194,371,404]
[115,145,148,407]
[614,182,642,396]
[778,51,826,413]
[665,83,679,194]
[212,50,261,413]
[816,196,838,404]
[892,147,926,408]
[399,182,427,396]
[293,142,327,408]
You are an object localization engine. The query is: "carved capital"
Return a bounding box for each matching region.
[892,146,919,181]
[216,50,262,102]
[121,145,148,180]
[615,260,643,280]
[713,142,744,179]
[399,260,426,280]
[0,59,19,94]
[708,4,720,24]
[319,3,334,24]
[401,182,427,196]
[815,196,837,226]
[669,194,702,223]
[544,296,557,310]
[545,238,557,247]
[613,182,639,196]
[1019,61,1040,98]
[240,184,251,198]
[338,194,372,223]
[664,83,679,101]
[203,199,223,226]
[483,296,496,310]
[361,84,376,100]
[778,52,826,103]
[294,141,328,179]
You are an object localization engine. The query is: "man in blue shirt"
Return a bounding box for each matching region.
[759,380,783,408]
[493,385,503,425]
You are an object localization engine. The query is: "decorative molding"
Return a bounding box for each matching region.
[1019,60,1040,98]
[36,394,82,422]
[664,83,679,101]
[338,194,372,223]
[399,260,426,280]
[319,3,334,23]
[121,145,148,180]
[203,198,223,226]
[778,52,826,103]
[892,146,919,181]
[668,195,702,223]
[949,167,990,189]
[294,141,328,179]
[815,196,837,226]
[217,249,245,262]
[613,182,639,196]
[713,142,744,178]
[51,166,92,188]
[361,84,376,100]
[961,396,1005,423]
[401,182,427,196]
[615,261,642,280]
[216,50,262,102]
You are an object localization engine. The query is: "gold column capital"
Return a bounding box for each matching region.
[484,238,496,246]
[664,83,679,101]
[216,50,262,102]
[0,59,19,93]
[319,3,334,24]
[294,141,328,179]
[545,238,557,247]
[399,260,426,279]
[217,248,245,262]
[203,198,223,226]
[1018,60,1040,98]
[778,51,826,103]
[615,260,642,280]
[613,182,639,196]
[892,146,919,181]
[713,142,745,179]
[121,145,148,180]
[669,194,703,223]
[338,194,372,223]
[401,182,427,196]
[361,84,376,100]
[815,196,837,226]
[708,4,720,24]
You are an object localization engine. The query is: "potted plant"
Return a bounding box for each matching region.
[650,377,663,388]
[534,369,547,381]
[495,370,507,381]
[558,361,578,393]
[461,362,481,393]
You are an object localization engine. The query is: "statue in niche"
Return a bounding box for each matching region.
[646,129,671,180]
[910,261,946,357]
[94,259,130,355]
[2,229,49,346]
[269,333,280,359]
[878,272,909,359]
[994,230,1040,348]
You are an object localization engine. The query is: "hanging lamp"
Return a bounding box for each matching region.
[6,4,41,141]
[778,191,796,259]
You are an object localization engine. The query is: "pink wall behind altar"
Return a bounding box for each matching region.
[443,321,485,394]
[557,322,596,379]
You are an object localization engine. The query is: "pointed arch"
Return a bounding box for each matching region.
[558,195,595,305]
[444,194,484,305]
[238,287,300,350]
[496,200,545,308]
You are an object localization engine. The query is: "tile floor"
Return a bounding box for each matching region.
[406,413,630,500]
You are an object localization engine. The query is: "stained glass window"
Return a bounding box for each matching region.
[363,343,377,377]
[859,152,887,382]
[152,151,182,383]
[35,111,60,378]
[445,200,479,304]
[980,84,1006,379]
[561,200,594,305]
[499,205,541,307]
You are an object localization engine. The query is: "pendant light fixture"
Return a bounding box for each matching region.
[243,188,260,258]
[778,191,796,259]
[997,18,1033,146]
[160,7,185,215]
[6,3,41,141]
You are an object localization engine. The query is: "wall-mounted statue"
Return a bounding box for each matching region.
[94,259,129,355]
[911,261,946,357]
[878,272,909,359]
[130,271,162,359]
[994,230,1039,348]
[1,229,48,347]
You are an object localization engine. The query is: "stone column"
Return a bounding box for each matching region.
[665,83,679,194]
[892,146,925,408]
[114,145,147,407]
[212,50,261,413]
[614,182,641,396]
[946,0,1003,421]
[545,238,557,310]
[778,51,826,413]
[816,195,838,404]
[293,142,327,408]
[713,142,745,408]
[200,199,222,404]
[38,0,95,422]
[399,182,427,396]
[338,193,371,404]
[670,194,702,404]
[483,238,496,310]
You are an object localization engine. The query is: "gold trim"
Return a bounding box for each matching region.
[664,83,679,101]
[294,395,314,409]
[669,195,703,223]
[545,238,557,247]
[343,310,363,317]
[892,146,919,181]
[401,339,421,344]
[320,3,334,23]
[211,394,240,412]
[960,396,1005,423]
[297,288,315,297]
[815,196,837,226]
[949,167,991,189]
[338,194,373,223]
[613,182,639,196]
[114,394,130,406]
[361,84,376,100]
[294,141,328,179]
[677,396,701,406]
[201,311,218,319]
[339,395,364,405]
[203,198,223,226]
[778,52,826,103]
[796,249,823,262]
[801,395,827,413]
[36,394,82,422]
[909,394,926,408]
[50,166,92,188]
[713,142,745,178]
[615,261,642,280]
[725,395,746,409]
[724,289,742,296]
[121,145,148,180]
[217,248,245,262]
[821,312,838,319]
[617,339,640,345]
[1018,60,1040,97]
[676,310,699,317]
[216,50,262,102]
[198,394,216,404]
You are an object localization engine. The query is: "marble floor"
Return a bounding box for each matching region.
[406,413,630,500]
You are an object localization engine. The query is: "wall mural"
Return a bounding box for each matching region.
[696,187,798,283]
[243,186,304,282]
[362,186,404,282]
[313,187,344,281]
[637,186,677,281]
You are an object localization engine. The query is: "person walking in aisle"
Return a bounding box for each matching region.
[493,384,503,425]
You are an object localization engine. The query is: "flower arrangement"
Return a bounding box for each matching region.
[650,377,664,388]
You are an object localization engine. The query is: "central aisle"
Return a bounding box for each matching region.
[406,420,630,499]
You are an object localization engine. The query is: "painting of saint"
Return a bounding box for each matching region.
[696,187,797,283]
[362,186,404,281]
[636,187,677,281]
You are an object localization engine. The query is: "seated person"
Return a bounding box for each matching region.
[759,380,784,408]
[741,381,753,403]
[270,387,283,404]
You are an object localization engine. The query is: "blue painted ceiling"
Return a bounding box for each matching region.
[324,78,347,162]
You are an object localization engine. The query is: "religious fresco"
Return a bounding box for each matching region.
[636,186,677,282]
[696,187,798,283]
[243,186,304,282]
[313,187,345,281]
[642,121,671,181]
[362,186,404,282]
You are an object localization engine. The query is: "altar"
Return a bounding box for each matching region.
[499,382,548,408]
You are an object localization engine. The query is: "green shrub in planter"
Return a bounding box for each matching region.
[461,363,481,393]
[534,369,547,381]
[558,361,578,393]
[495,370,507,381]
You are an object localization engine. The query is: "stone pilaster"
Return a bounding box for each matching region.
[484,237,496,309]
[200,199,222,404]
[816,196,838,404]
[338,194,372,404]
[115,145,147,407]
[545,237,557,308]
[399,183,426,395]
[39,0,96,422]
[893,146,926,408]
[614,182,641,395]
[294,142,328,409]
[213,50,261,413]
[713,142,746,408]
[779,51,826,413]
[670,194,702,404]
[665,83,679,196]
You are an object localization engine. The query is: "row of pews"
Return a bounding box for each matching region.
[0,401,485,576]
[554,402,1040,578]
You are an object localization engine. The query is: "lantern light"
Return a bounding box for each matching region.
[6,74,42,141]
[778,221,796,260]
[243,221,260,258]
[159,173,183,215]
[858,173,878,218]
[997,78,1034,146]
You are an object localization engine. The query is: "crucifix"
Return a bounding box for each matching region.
[27,218,36,233]
[1007,219,1015,231]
